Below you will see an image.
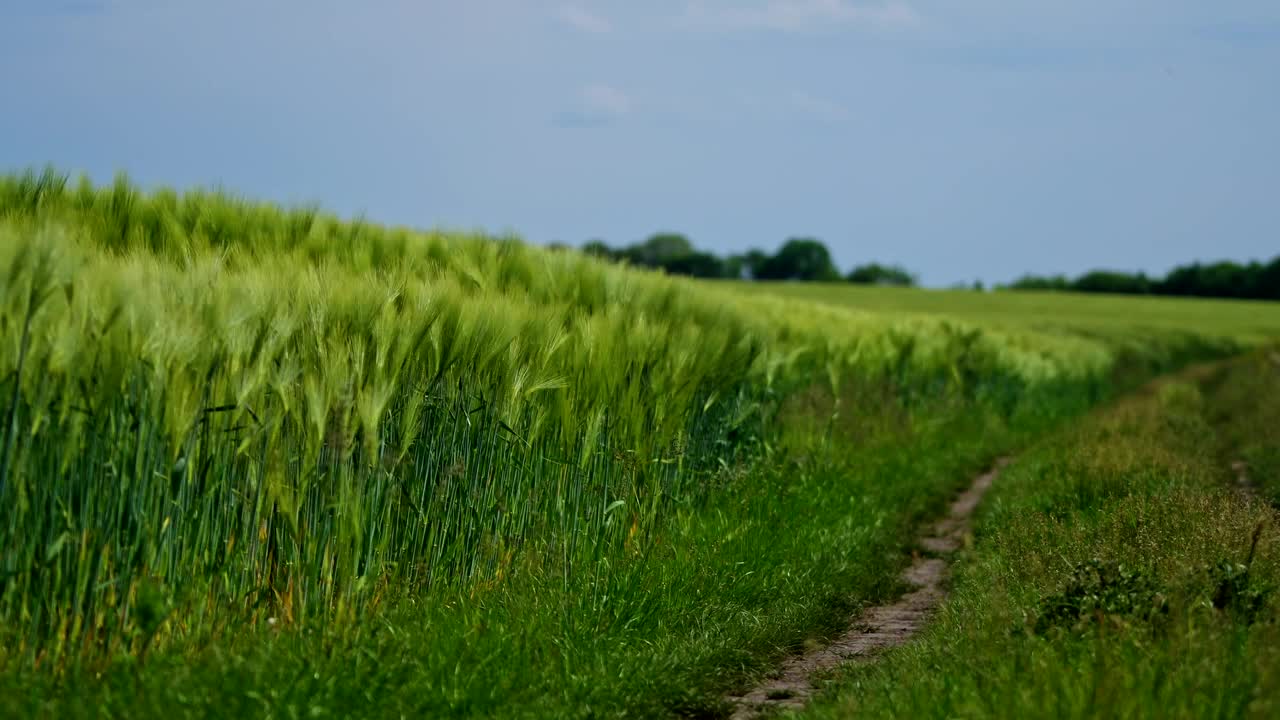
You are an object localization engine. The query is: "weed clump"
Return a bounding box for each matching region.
[1207,521,1272,624]
[1206,559,1270,623]
[1033,558,1169,635]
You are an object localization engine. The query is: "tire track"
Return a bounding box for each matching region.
[726,458,1011,719]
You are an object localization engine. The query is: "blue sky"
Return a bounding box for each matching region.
[2,0,1277,285]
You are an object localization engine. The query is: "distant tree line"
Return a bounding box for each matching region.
[1006,256,1280,301]
[570,232,1279,302]
[579,233,917,286]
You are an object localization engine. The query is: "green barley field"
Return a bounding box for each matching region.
[2,170,1279,718]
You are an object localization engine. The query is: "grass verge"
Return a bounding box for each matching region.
[801,352,1280,719]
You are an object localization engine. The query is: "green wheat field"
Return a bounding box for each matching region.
[2,170,1279,718]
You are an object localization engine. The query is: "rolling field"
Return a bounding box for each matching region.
[725,280,1280,346]
[1,171,1278,717]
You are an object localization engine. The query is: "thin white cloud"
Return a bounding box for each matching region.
[582,83,632,116]
[681,0,919,32]
[557,6,612,34]
[789,91,848,120]
[555,83,633,127]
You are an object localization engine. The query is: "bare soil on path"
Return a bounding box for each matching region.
[726,458,1011,719]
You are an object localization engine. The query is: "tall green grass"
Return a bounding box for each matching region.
[0,168,1257,686]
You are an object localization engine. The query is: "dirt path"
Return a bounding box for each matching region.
[1231,458,1256,495]
[726,458,1011,719]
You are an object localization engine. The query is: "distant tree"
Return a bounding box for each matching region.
[1155,259,1279,299]
[1195,261,1251,298]
[664,251,727,278]
[1154,263,1195,296]
[722,254,747,279]
[1005,274,1071,291]
[1240,260,1270,299]
[581,232,733,278]
[731,249,770,279]
[582,239,618,260]
[1007,258,1278,301]
[629,232,695,268]
[846,263,917,287]
[1072,270,1151,295]
[578,234,1280,301]
[1259,257,1280,300]
[756,238,840,281]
